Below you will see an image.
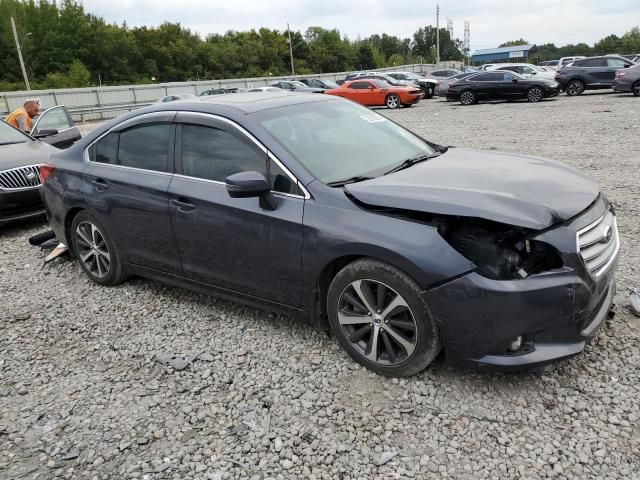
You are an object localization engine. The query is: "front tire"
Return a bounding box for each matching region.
[327,259,441,377]
[70,212,125,286]
[565,80,585,96]
[633,81,640,97]
[527,86,544,102]
[459,90,476,105]
[385,94,400,109]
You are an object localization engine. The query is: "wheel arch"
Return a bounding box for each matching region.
[64,207,85,256]
[309,247,432,330]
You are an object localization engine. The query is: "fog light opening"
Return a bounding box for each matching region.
[508,336,523,352]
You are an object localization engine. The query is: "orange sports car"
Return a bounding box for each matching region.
[324,79,423,109]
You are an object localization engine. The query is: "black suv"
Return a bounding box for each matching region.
[555,56,635,95]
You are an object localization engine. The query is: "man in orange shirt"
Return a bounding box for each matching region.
[4,100,40,132]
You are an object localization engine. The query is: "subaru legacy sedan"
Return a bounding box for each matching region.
[41,93,618,377]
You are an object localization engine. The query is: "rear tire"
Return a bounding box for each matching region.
[70,212,125,286]
[385,94,400,109]
[527,86,544,102]
[565,80,585,96]
[327,258,441,377]
[459,90,476,105]
[423,85,434,99]
[633,81,640,97]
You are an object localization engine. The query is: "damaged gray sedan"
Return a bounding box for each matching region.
[41,93,618,376]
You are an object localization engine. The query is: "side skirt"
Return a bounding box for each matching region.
[124,263,310,324]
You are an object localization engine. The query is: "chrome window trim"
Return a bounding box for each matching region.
[172,173,304,200]
[84,111,310,200]
[178,111,310,199]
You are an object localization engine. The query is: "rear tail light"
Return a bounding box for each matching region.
[39,163,56,183]
[615,71,625,78]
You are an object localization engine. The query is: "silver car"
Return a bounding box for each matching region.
[613,63,640,96]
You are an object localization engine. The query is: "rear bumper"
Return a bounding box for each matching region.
[612,79,632,92]
[0,187,45,225]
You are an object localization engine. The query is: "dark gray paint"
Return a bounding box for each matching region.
[345,147,600,230]
[42,93,617,368]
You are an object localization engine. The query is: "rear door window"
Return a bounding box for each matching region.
[117,124,172,172]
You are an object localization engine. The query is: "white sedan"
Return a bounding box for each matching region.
[486,63,556,81]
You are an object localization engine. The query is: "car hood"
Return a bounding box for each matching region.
[345,148,599,230]
[0,140,58,169]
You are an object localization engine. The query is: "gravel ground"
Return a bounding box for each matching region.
[2,92,639,480]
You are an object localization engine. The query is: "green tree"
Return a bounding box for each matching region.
[499,38,529,47]
[67,59,90,87]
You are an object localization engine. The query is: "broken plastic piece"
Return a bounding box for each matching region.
[44,243,69,264]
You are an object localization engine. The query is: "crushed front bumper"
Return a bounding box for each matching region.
[422,198,618,369]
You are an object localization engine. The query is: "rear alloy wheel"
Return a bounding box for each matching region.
[385,94,400,109]
[633,81,640,97]
[71,212,125,285]
[527,87,544,102]
[459,90,476,105]
[565,80,585,96]
[327,259,441,377]
[424,85,434,98]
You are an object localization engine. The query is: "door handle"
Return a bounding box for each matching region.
[91,178,109,191]
[171,197,196,212]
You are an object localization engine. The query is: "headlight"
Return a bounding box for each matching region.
[435,218,563,280]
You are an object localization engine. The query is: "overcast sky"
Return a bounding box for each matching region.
[82,0,639,51]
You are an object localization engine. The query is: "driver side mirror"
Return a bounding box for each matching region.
[32,128,58,138]
[225,171,277,210]
[624,64,631,68]
[512,78,518,83]
[368,85,375,89]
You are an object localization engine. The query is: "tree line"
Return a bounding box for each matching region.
[1,0,638,92]
[0,0,465,91]
[498,30,640,62]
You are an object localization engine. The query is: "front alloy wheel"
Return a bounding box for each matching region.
[327,259,441,377]
[337,279,417,365]
[527,87,544,102]
[386,94,400,109]
[565,80,585,96]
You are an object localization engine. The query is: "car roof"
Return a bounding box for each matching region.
[160,91,335,115]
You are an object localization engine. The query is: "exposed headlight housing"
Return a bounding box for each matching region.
[435,218,563,280]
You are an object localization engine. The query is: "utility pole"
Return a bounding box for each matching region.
[436,4,440,66]
[287,23,295,76]
[11,17,31,91]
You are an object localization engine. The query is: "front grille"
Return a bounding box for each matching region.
[0,165,42,191]
[577,209,619,277]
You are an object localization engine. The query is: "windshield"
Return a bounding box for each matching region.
[290,81,308,88]
[323,80,339,89]
[256,100,435,184]
[0,120,30,145]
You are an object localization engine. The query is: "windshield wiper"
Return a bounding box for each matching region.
[0,141,25,146]
[326,175,375,187]
[384,152,441,175]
